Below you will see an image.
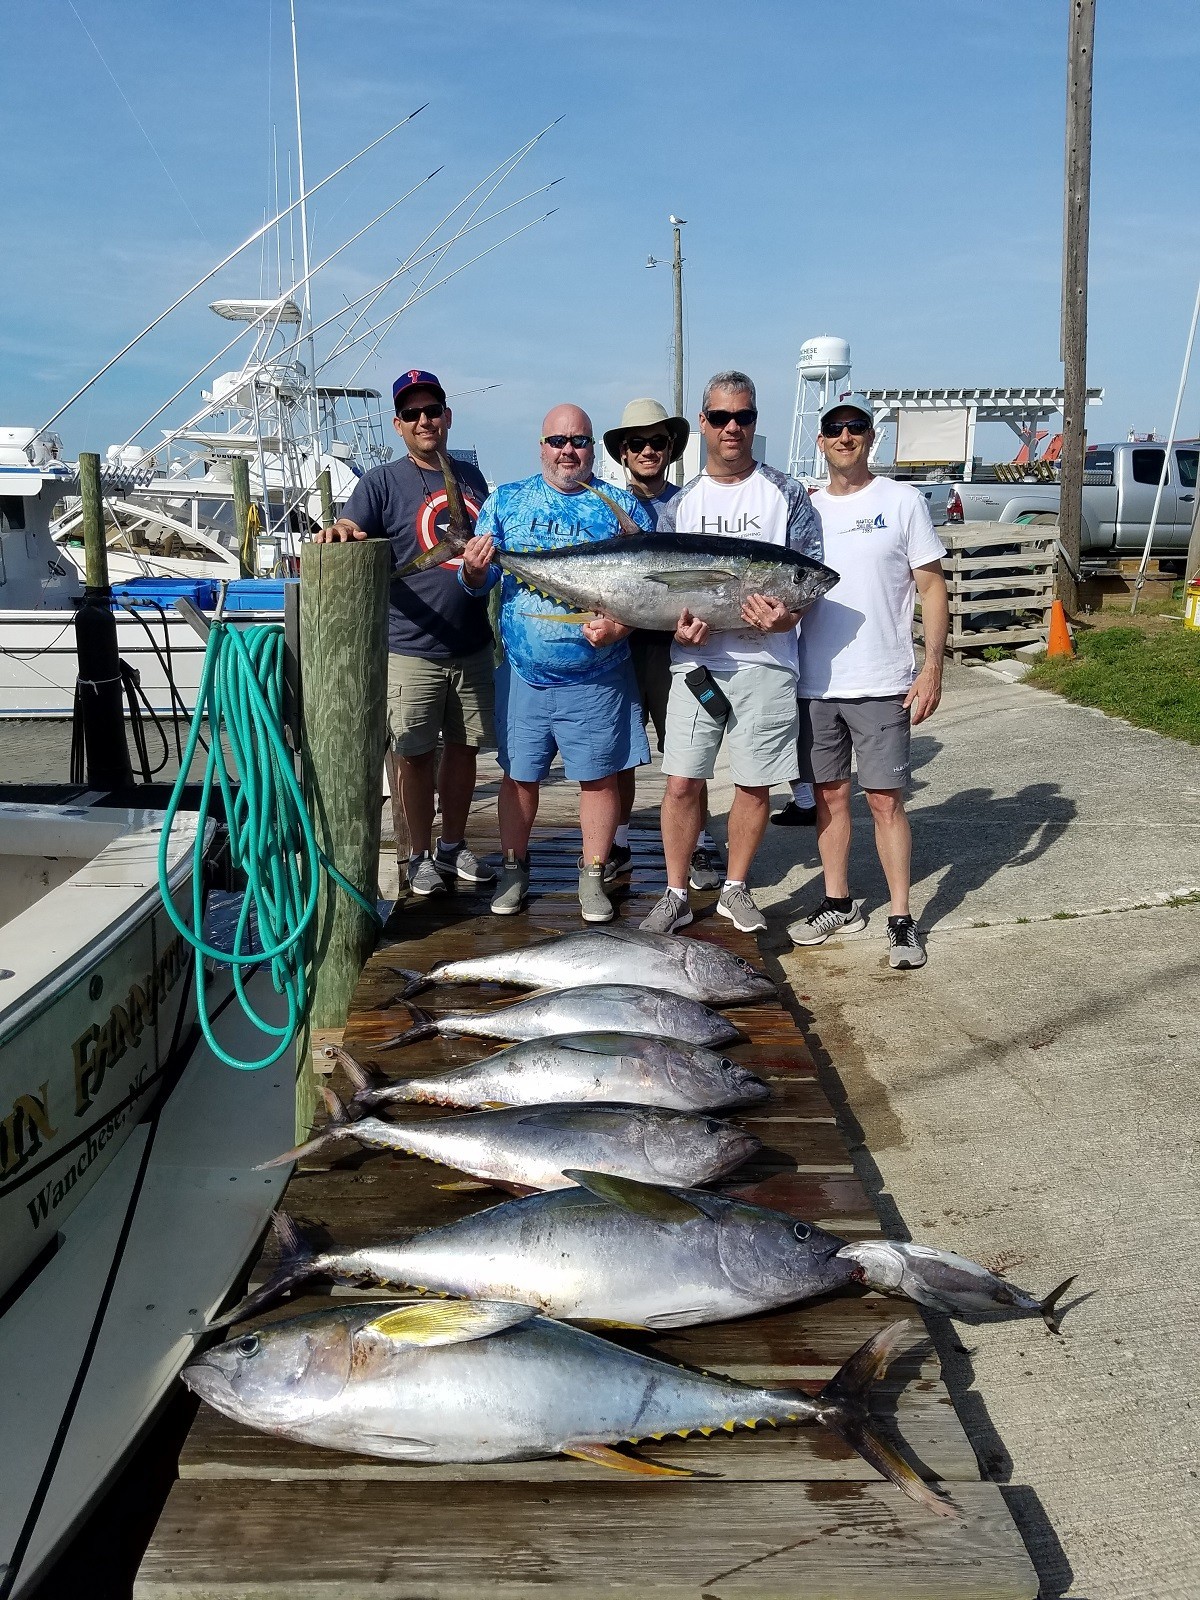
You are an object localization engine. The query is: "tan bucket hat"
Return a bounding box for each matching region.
[603,397,690,465]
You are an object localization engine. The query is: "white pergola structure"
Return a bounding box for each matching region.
[861,385,1104,480]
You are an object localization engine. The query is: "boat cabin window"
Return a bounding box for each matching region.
[1,495,26,531]
[1175,449,1197,489]
[1131,448,1167,487]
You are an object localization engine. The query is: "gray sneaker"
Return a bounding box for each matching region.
[716,883,767,934]
[689,845,724,892]
[407,852,447,897]
[788,898,867,946]
[639,888,693,934]
[578,857,615,924]
[887,915,927,969]
[435,840,497,885]
[490,851,530,916]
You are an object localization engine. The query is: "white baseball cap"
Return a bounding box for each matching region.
[818,391,874,427]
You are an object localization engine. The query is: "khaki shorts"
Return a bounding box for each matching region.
[386,647,496,758]
[662,662,800,787]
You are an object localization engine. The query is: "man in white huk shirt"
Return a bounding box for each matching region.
[788,393,949,969]
[641,370,822,936]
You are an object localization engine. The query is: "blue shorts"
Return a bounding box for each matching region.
[496,657,651,783]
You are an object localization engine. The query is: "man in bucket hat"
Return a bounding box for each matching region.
[600,399,705,884]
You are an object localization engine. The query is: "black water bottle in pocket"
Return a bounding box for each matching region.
[684,665,731,721]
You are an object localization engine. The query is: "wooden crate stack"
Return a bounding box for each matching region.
[918,521,1057,661]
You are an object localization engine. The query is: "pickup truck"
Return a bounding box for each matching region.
[945,439,1198,563]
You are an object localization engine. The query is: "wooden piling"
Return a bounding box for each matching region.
[316,466,334,531]
[230,455,254,578]
[75,451,133,789]
[297,538,390,1132]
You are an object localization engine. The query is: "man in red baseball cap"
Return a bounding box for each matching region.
[317,369,496,897]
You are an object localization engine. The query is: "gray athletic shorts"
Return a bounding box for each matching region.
[798,695,911,790]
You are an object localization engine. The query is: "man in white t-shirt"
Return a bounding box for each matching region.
[788,393,949,969]
[640,370,822,937]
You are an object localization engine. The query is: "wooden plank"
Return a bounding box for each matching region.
[133,1481,1038,1600]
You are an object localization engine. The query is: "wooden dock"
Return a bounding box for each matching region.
[135,782,1039,1598]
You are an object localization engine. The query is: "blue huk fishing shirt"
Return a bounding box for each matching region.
[468,474,653,688]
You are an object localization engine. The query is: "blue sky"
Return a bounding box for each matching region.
[3,1,1199,481]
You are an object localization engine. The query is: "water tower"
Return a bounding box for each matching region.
[786,336,852,483]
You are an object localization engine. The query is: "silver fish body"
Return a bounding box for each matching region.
[183,1299,950,1514]
[497,533,838,632]
[387,984,743,1049]
[837,1241,1076,1332]
[212,1180,854,1333]
[263,1098,761,1192]
[419,927,774,1006]
[342,1033,769,1112]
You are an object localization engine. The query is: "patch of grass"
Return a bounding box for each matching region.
[1051,910,1079,920]
[1166,889,1200,908]
[1015,916,1031,924]
[1026,624,1200,743]
[982,645,1012,662]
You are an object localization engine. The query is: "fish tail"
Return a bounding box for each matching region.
[339,1053,408,1110]
[384,967,431,1003]
[253,1086,357,1170]
[377,1003,439,1050]
[203,1211,322,1330]
[794,1320,958,1519]
[1040,1274,1077,1334]
[395,528,470,576]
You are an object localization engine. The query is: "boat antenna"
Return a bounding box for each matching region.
[35,104,428,438]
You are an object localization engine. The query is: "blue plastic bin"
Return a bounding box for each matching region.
[111,577,218,611]
[218,579,295,613]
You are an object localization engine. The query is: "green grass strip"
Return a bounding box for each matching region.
[1026,625,1200,744]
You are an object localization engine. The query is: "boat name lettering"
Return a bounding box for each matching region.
[0,1082,58,1181]
[72,934,186,1117]
[25,1095,143,1230]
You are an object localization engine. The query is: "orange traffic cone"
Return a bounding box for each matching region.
[1046,599,1074,659]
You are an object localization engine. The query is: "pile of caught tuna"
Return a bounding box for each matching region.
[184,924,1073,1518]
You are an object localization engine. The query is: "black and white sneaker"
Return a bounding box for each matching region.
[689,846,724,892]
[788,898,867,946]
[887,915,926,969]
[602,843,633,885]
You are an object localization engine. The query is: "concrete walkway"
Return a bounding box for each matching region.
[722,664,1200,1600]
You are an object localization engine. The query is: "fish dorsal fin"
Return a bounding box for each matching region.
[362,1300,536,1347]
[562,1169,703,1223]
[644,568,737,589]
[583,924,657,947]
[518,1107,637,1133]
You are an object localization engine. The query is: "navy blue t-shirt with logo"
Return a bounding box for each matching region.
[342,455,493,660]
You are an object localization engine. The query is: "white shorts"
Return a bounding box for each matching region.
[662,662,800,788]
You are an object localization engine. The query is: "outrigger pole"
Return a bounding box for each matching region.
[35,105,428,438]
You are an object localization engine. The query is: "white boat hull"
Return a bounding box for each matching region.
[0,607,281,717]
[0,805,207,1294]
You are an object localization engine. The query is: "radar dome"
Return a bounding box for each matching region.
[796,337,851,380]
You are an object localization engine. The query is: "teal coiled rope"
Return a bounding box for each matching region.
[156,619,380,1072]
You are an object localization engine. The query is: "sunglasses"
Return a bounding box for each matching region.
[397,402,446,423]
[541,434,594,449]
[703,408,757,429]
[626,434,670,454]
[821,418,871,437]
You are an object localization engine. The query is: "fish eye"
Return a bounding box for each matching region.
[719,1058,735,1072]
[704,1119,722,1134]
[237,1334,261,1357]
[792,1222,812,1241]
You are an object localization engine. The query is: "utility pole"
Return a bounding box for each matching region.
[1058,0,1095,616]
[648,216,688,485]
